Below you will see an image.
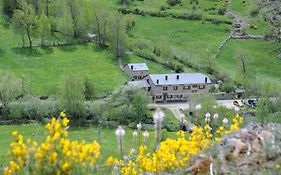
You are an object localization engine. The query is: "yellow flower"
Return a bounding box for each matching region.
[60,112,66,118]
[62,162,70,172]
[62,118,70,127]
[12,131,18,137]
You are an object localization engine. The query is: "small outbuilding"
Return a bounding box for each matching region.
[124,63,149,80]
[234,88,246,98]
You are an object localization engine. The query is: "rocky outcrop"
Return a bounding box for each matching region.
[188,123,281,175]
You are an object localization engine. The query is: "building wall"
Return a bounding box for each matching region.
[124,66,149,80]
[148,77,211,102]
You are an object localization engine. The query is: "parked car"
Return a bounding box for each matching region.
[246,99,257,107]
[233,100,244,107]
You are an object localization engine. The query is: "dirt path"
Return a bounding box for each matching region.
[225,0,248,29]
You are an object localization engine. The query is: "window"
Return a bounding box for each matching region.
[133,76,137,79]
[163,86,168,91]
[177,95,183,98]
[138,76,142,79]
[167,95,173,99]
[156,95,162,99]
[192,85,198,88]
[199,85,205,89]
[192,90,197,93]
[183,86,190,90]
[173,86,178,90]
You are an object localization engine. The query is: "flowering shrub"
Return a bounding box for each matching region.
[3,111,243,175]
[120,114,244,174]
[4,112,100,175]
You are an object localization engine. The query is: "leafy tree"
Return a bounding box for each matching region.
[93,3,110,47]
[84,78,95,101]
[3,0,19,16]
[167,0,181,6]
[256,97,273,124]
[159,36,173,64]
[60,72,85,121]
[11,0,38,48]
[234,49,255,91]
[38,13,51,46]
[109,86,151,124]
[109,13,128,63]
[119,0,129,6]
[0,71,21,116]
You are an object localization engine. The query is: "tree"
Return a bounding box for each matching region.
[93,4,110,48]
[3,0,19,16]
[109,13,128,64]
[38,13,51,47]
[60,72,85,121]
[84,78,95,101]
[158,36,173,64]
[119,0,129,6]
[0,71,21,116]
[256,97,272,124]
[132,89,151,123]
[11,0,38,48]
[110,86,151,125]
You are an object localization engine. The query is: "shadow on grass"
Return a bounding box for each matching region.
[58,46,78,52]
[12,47,43,57]
[42,47,54,55]
[0,49,5,57]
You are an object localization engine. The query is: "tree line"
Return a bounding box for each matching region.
[3,0,132,60]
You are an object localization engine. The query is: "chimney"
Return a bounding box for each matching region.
[130,65,133,70]
[156,79,159,84]
[205,77,208,83]
[176,74,179,80]
[165,75,168,80]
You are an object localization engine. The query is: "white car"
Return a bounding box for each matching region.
[233,100,244,107]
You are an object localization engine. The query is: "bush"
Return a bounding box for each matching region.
[218,7,226,15]
[108,86,152,125]
[163,109,180,132]
[8,95,59,121]
[84,78,95,101]
[166,0,181,6]
[250,6,260,17]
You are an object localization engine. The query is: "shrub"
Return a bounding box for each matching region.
[109,86,151,125]
[59,72,85,121]
[4,114,101,175]
[163,109,180,132]
[166,0,181,6]
[8,95,59,121]
[218,7,226,15]
[84,78,95,101]
[250,6,260,17]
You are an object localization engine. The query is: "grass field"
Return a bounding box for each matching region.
[0,124,160,165]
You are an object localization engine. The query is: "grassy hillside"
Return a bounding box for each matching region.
[0,0,280,96]
[217,40,281,82]
[0,11,170,96]
[131,15,230,56]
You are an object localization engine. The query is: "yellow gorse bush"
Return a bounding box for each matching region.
[4,111,243,174]
[120,114,244,174]
[4,112,100,175]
